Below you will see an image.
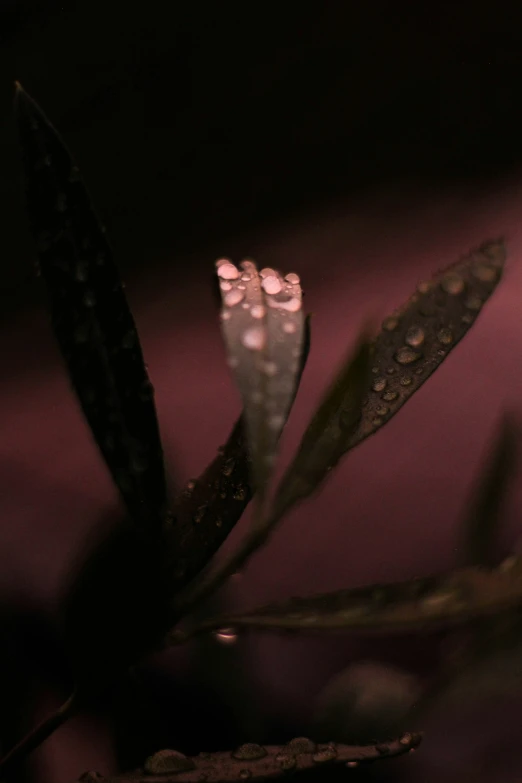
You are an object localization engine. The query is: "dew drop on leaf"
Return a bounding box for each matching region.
[404,325,425,347]
[241,326,267,350]
[394,346,422,365]
[217,262,240,280]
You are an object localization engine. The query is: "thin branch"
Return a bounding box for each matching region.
[0,689,79,778]
[94,733,422,782]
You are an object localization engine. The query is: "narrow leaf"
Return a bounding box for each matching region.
[96,733,422,783]
[161,316,311,610]
[216,259,305,512]
[172,556,522,640]
[271,326,374,520]
[459,411,520,568]
[15,83,168,531]
[334,240,506,453]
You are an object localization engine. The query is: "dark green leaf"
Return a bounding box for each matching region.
[15,83,168,532]
[174,556,522,639]
[459,411,520,568]
[163,316,311,617]
[217,260,305,512]
[98,732,422,782]
[271,327,374,520]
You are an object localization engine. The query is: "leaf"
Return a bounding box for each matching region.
[14,83,168,532]
[216,259,305,514]
[271,326,374,520]
[163,315,311,616]
[459,411,520,568]
[173,556,522,640]
[96,733,422,783]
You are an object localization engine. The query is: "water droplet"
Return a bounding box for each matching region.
[269,414,285,430]
[394,346,422,365]
[251,305,266,319]
[286,738,316,755]
[372,378,387,392]
[382,390,398,401]
[260,267,277,278]
[214,628,237,645]
[262,275,283,295]
[399,732,413,746]
[464,295,483,311]
[283,321,297,334]
[400,375,412,386]
[422,589,456,612]
[385,367,397,375]
[232,743,267,761]
[382,316,399,331]
[217,262,240,280]
[312,747,337,764]
[405,325,425,347]
[276,753,297,771]
[83,290,96,307]
[437,327,453,345]
[371,366,379,374]
[220,280,232,291]
[269,295,301,312]
[242,326,266,350]
[441,274,465,295]
[472,262,498,282]
[376,405,389,416]
[193,505,207,523]
[239,771,251,780]
[285,272,300,284]
[417,280,432,294]
[461,313,474,324]
[234,486,247,501]
[224,289,245,307]
[222,458,235,476]
[263,361,278,376]
[75,261,89,282]
[144,749,196,775]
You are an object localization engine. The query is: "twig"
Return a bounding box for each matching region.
[0,689,78,778]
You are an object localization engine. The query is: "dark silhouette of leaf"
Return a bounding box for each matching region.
[271,326,374,521]
[459,411,520,568]
[164,316,311,617]
[88,732,422,783]
[331,239,506,455]
[216,259,305,514]
[172,556,522,640]
[14,83,168,533]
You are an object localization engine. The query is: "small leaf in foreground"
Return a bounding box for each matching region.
[217,259,305,513]
[97,732,422,783]
[458,411,520,568]
[15,83,168,532]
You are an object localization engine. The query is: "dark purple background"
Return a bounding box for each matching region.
[2,3,522,782]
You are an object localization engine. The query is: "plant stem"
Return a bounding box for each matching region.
[0,689,78,778]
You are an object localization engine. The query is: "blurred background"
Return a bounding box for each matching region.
[3,2,522,782]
